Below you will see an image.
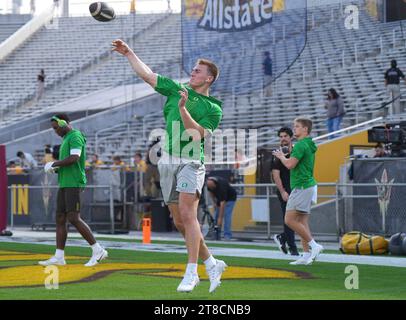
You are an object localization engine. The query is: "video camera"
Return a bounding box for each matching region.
[368,122,406,157]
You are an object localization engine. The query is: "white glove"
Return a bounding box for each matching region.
[44,162,56,174]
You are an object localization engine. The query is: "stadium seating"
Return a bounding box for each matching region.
[0,14,31,44]
[0,13,178,125]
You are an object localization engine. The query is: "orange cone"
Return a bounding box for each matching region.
[142,218,151,244]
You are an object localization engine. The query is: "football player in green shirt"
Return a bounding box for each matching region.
[39,114,108,267]
[273,118,324,265]
[112,39,226,293]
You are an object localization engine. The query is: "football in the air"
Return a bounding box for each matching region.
[89,2,116,22]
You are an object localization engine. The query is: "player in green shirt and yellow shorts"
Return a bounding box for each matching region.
[39,114,108,267]
[273,118,324,266]
[112,39,227,293]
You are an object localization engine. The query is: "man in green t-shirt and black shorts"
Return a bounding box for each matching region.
[112,39,226,293]
[39,114,108,267]
[273,118,324,265]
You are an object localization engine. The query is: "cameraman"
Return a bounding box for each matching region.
[207,176,237,241]
[271,127,299,256]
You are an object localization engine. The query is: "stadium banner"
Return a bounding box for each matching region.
[181,0,307,94]
[7,174,31,226]
[353,158,406,235]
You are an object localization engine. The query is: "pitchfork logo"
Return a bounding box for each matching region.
[375,169,395,217]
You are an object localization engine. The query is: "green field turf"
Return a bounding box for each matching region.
[1,241,406,300]
[82,236,345,254]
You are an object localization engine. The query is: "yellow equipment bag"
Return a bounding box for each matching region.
[340,231,389,255]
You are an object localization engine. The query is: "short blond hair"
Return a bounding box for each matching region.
[294,117,313,134]
[197,58,219,85]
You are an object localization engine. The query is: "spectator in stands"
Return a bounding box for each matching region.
[206,176,237,241]
[272,127,299,256]
[262,51,273,97]
[133,152,147,173]
[16,151,37,169]
[7,161,24,174]
[324,88,345,138]
[111,155,129,171]
[384,59,406,115]
[167,0,172,12]
[373,143,388,158]
[42,146,55,164]
[89,154,104,167]
[36,69,45,101]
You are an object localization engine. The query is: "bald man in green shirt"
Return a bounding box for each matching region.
[113,39,226,293]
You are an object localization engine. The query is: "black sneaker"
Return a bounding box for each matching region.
[273,234,288,254]
[289,248,299,256]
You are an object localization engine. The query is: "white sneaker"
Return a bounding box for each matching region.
[310,244,324,261]
[289,255,312,265]
[177,273,200,293]
[206,259,227,293]
[84,248,108,267]
[38,256,66,266]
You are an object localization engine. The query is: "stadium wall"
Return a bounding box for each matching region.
[315,130,375,184]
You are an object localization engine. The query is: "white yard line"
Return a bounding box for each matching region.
[2,236,405,268]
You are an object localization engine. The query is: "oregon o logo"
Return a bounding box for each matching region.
[0,250,314,288]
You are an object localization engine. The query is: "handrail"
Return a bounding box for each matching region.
[356,94,402,114]
[314,117,383,142]
[354,91,386,123]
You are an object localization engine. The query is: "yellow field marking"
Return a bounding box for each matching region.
[0,263,304,288]
[0,250,31,256]
[0,250,85,262]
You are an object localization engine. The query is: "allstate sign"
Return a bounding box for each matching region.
[181,0,307,94]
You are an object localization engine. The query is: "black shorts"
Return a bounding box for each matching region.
[57,188,83,214]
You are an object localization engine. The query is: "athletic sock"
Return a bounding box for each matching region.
[204,255,217,269]
[186,263,198,275]
[55,249,64,259]
[91,242,102,253]
[309,239,319,248]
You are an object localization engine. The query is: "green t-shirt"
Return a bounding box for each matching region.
[290,137,317,189]
[154,74,223,162]
[58,129,87,188]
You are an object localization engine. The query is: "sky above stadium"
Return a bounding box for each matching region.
[0,0,181,15]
